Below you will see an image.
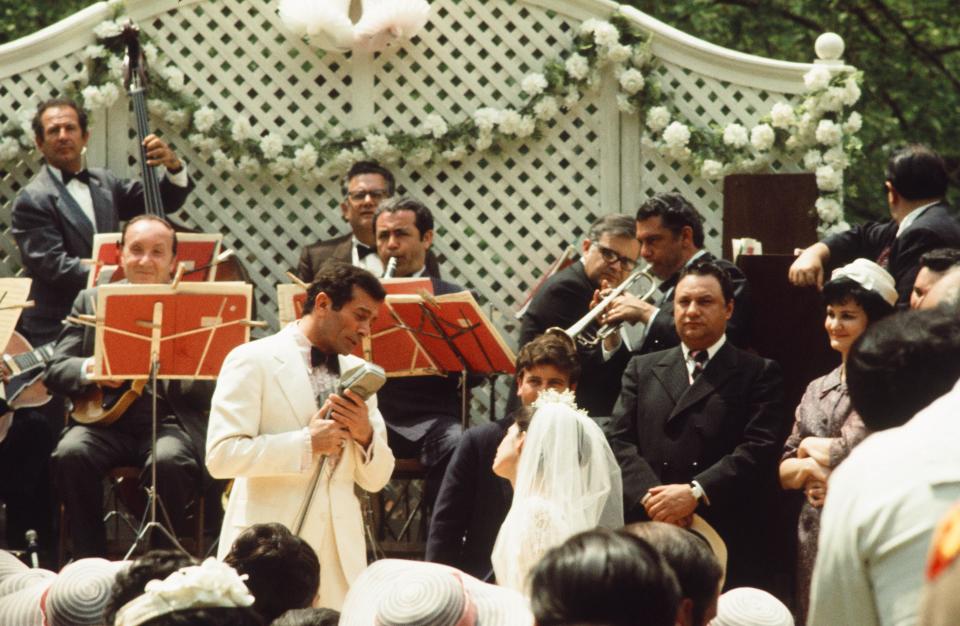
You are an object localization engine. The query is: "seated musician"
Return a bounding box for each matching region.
[373,197,473,509]
[426,331,579,580]
[44,216,213,558]
[514,214,641,417]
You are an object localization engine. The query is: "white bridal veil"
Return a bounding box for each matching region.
[491,389,624,593]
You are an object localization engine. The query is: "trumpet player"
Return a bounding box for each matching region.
[599,192,751,356]
[517,214,641,417]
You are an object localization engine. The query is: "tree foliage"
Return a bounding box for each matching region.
[624,0,960,221]
[0,1,92,45]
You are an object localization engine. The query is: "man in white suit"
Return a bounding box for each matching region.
[206,262,395,609]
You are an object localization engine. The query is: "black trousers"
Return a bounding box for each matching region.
[51,416,200,558]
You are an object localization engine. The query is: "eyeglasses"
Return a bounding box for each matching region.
[594,244,638,270]
[347,189,391,203]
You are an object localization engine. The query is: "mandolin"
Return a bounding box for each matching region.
[0,332,55,412]
[70,379,147,426]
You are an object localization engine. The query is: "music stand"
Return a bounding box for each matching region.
[379,290,516,426]
[71,281,255,557]
[87,233,224,288]
[0,278,34,411]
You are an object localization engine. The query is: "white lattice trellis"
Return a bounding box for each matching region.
[0,0,852,420]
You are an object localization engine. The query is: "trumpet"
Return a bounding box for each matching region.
[560,266,657,347]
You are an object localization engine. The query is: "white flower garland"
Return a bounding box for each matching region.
[0,5,862,231]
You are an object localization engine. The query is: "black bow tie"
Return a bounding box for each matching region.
[62,169,91,185]
[310,347,341,374]
[356,242,375,258]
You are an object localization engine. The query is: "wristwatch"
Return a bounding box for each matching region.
[689,481,705,503]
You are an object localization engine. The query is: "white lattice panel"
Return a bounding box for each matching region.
[0,0,837,421]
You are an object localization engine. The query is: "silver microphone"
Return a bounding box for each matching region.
[25,530,39,568]
[383,257,398,278]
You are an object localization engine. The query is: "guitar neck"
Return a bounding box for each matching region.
[130,85,166,218]
[7,342,55,375]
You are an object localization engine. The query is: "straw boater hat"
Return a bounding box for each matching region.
[340,559,533,626]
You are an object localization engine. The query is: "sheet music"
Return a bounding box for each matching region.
[0,278,32,350]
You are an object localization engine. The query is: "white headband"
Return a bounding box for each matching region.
[830,258,898,306]
[113,558,255,626]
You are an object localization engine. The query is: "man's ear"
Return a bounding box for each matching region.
[724,298,734,321]
[421,229,434,249]
[340,200,350,221]
[313,291,332,315]
[675,597,694,626]
[679,225,695,247]
[581,238,592,256]
[515,372,526,397]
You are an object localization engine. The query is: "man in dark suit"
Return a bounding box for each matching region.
[600,192,751,356]
[45,216,212,558]
[296,161,440,282]
[608,260,786,589]
[426,331,580,580]
[789,144,960,306]
[373,197,470,507]
[12,97,192,347]
[516,214,641,417]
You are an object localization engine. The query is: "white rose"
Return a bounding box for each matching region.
[81,86,104,109]
[407,147,432,167]
[164,109,189,128]
[0,137,20,161]
[193,107,217,133]
[534,96,560,121]
[592,22,620,48]
[701,159,724,180]
[189,134,220,155]
[815,164,842,191]
[163,67,186,92]
[563,87,581,109]
[473,107,503,133]
[815,119,842,146]
[646,106,671,133]
[618,68,645,95]
[143,43,159,65]
[293,144,319,171]
[269,157,293,177]
[579,19,603,37]
[476,133,493,151]
[815,197,843,223]
[822,146,849,169]
[616,94,636,114]
[843,111,863,134]
[82,45,106,61]
[565,54,590,81]
[723,123,749,148]
[362,134,397,161]
[784,136,799,151]
[770,102,795,129]
[750,124,775,151]
[803,66,832,91]
[631,48,651,68]
[99,83,120,107]
[259,134,284,160]
[107,56,124,80]
[662,121,691,148]
[842,77,861,106]
[231,117,255,143]
[803,150,822,170]
[819,87,845,112]
[211,149,234,173]
[148,99,171,117]
[237,156,260,176]
[521,73,548,97]
[423,113,448,139]
[497,111,521,135]
[515,115,536,138]
[93,19,123,39]
[442,145,469,162]
[667,145,692,162]
[605,44,632,64]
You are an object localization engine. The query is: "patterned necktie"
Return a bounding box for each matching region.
[876,244,892,269]
[691,350,708,381]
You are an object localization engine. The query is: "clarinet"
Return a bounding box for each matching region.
[383,257,398,278]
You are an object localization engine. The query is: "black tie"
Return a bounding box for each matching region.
[356,243,374,258]
[62,169,91,185]
[691,350,708,380]
[310,347,341,374]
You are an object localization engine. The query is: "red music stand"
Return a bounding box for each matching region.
[378,290,515,425]
[71,281,256,557]
[87,233,225,288]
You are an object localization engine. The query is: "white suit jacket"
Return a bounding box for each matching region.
[206,328,394,607]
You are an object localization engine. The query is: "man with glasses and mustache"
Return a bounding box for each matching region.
[517,214,641,417]
[600,192,751,356]
[297,161,441,281]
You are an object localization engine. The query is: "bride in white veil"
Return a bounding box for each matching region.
[490,389,623,593]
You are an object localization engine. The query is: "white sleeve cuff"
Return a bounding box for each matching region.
[165,164,189,187]
[80,357,94,383]
[299,426,314,472]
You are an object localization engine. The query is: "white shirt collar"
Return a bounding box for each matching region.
[896,201,938,237]
[681,334,726,381]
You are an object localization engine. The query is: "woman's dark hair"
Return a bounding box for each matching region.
[224,523,321,623]
[822,278,895,324]
[623,522,722,626]
[141,606,264,625]
[530,529,680,626]
[271,607,340,626]
[103,550,197,625]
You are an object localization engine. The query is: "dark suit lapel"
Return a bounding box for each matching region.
[651,348,689,408]
[668,342,738,421]
[43,165,95,248]
[88,173,119,232]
